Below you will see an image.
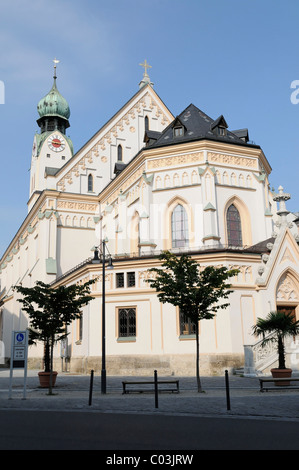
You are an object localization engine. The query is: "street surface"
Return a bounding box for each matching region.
[2,370,299,453]
[1,409,299,450]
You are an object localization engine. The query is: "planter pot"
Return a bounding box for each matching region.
[270,368,292,386]
[38,371,58,388]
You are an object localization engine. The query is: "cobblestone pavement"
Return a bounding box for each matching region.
[1,369,299,421]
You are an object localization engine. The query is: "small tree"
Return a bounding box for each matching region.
[13,279,96,394]
[146,251,238,392]
[252,310,299,370]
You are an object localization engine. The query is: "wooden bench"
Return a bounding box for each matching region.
[259,377,299,392]
[122,380,179,394]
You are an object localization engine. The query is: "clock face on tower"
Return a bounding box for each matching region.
[48,134,66,152]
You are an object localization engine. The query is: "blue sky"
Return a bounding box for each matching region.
[0,0,299,257]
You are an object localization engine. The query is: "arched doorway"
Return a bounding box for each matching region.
[276,270,299,320]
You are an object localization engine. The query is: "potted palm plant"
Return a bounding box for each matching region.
[252,310,299,385]
[13,279,95,394]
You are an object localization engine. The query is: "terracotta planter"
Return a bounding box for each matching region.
[38,371,58,388]
[270,368,292,386]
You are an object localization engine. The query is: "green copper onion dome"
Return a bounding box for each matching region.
[37,69,70,121]
[36,61,71,134]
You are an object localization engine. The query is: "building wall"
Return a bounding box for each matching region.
[1,83,299,376]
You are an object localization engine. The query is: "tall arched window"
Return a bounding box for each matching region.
[227,204,242,246]
[88,174,93,192]
[171,204,189,248]
[144,115,149,131]
[117,144,123,162]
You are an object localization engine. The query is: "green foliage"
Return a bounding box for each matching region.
[253,310,299,369]
[146,251,239,391]
[146,251,239,321]
[13,279,96,374]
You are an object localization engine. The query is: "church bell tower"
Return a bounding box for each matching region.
[29,59,73,211]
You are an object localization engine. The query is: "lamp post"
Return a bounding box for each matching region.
[93,240,113,394]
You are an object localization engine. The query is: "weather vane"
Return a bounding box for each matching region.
[53,58,60,78]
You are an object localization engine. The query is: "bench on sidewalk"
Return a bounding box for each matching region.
[259,377,299,392]
[122,379,179,394]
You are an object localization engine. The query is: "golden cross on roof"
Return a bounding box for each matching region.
[139,59,152,76]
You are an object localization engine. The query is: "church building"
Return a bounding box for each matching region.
[1,61,299,376]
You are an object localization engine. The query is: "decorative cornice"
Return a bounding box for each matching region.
[207,152,258,170]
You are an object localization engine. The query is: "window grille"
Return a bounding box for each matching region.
[119,308,136,337]
[116,272,124,288]
[127,272,135,287]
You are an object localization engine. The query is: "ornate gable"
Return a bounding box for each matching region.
[255,227,299,288]
[277,272,299,303]
[55,85,174,194]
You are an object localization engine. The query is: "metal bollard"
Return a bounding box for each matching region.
[89,369,94,406]
[225,369,231,411]
[154,370,158,408]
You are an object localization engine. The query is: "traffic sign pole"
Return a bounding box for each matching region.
[9,330,28,400]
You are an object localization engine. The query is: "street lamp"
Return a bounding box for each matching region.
[93,240,113,394]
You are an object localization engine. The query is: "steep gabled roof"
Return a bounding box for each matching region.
[54,84,174,181]
[146,103,259,149]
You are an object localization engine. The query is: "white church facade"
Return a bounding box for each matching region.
[1,62,299,376]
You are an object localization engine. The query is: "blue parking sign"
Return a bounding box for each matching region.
[9,330,29,399]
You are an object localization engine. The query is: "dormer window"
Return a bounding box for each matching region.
[174,126,184,137]
[172,117,186,139]
[211,115,228,137]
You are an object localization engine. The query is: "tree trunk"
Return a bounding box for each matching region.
[48,336,54,395]
[195,322,202,392]
[44,341,50,372]
[278,335,286,369]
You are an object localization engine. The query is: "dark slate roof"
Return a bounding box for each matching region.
[114,161,127,175]
[244,237,276,254]
[145,103,259,149]
[45,167,60,176]
[144,130,162,146]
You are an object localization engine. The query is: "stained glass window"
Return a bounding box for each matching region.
[227,204,242,246]
[171,204,189,248]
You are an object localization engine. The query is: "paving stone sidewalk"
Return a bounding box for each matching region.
[1,369,299,421]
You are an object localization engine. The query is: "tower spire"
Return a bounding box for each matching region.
[53,57,59,82]
[36,58,70,134]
